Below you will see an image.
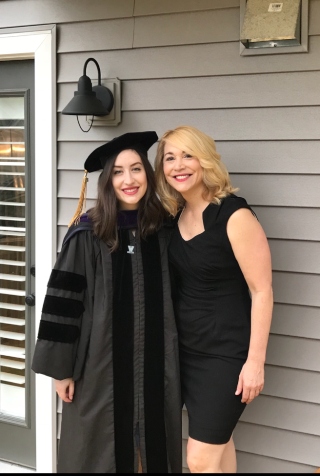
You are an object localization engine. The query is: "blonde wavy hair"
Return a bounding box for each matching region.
[154,125,238,216]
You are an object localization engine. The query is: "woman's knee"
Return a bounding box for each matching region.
[187,438,224,473]
[187,448,207,473]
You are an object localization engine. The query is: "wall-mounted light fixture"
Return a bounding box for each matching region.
[62,57,121,132]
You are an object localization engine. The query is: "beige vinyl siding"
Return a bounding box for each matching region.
[57,35,320,83]
[134,0,240,16]
[236,452,315,473]
[264,365,320,404]
[252,207,320,241]
[58,18,135,53]
[269,240,320,274]
[58,139,320,172]
[235,423,320,467]
[271,304,320,340]
[240,395,320,435]
[1,0,320,472]
[272,273,320,308]
[133,9,239,46]
[56,0,320,471]
[59,71,320,111]
[0,0,135,26]
[57,107,320,142]
[56,1,320,471]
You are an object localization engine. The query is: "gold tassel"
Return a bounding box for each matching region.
[68,170,88,227]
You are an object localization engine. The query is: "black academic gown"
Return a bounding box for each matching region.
[31,218,182,473]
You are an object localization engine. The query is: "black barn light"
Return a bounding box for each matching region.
[62,57,114,132]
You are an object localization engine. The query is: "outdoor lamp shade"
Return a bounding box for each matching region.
[62,74,113,116]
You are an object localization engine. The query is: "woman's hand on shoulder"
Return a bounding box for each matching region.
[54,378,75,403]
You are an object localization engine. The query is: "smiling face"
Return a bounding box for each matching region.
[162,142,204,199]
[112,149,148,210]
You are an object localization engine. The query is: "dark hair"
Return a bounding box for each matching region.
[87,148,167,251]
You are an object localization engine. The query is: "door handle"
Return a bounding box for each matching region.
[25,293,35,307]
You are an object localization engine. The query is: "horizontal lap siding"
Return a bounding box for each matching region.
[58,171,320,209]
[220,141,320,174]
[269,240,320,274]
[263,365,320,405]
[252,207,320,241]
[240,395,320,436]
[58,18,134,53]
[232,174,320,206]
[266,334,320,372]
[0,0,135,26]
[134,0,240,16]
[17,0,318,471]
[58,107,320,141]
[273,272,320,308]
[58,203,320,243]
[234,422,320,467]
[133,9,239,47]
[58,139,320,173]
[271,303,320,340]
[57,35,320,81]
[236,452,315,474]
[58,71,320,111]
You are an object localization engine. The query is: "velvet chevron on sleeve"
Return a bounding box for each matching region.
[31,225,97,381]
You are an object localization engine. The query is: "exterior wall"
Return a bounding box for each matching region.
[1,0,320,472]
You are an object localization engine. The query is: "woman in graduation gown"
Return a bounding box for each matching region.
[32,131,182,473]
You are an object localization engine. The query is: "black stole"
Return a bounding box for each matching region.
[112,229,168,473]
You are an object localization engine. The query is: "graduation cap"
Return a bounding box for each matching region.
[69,131,158,227]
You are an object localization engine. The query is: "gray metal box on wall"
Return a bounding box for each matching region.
[241,0,301,48]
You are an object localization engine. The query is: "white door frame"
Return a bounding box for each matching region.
[0,25,57,473]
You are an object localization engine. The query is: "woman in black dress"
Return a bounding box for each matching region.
[155,125,273,473]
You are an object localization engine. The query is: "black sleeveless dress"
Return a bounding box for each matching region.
[169,195,253,444]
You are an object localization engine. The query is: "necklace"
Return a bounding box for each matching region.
[178,206,185,224]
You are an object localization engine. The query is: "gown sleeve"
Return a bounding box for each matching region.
[31,230,95,380]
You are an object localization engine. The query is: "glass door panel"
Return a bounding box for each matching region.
[0,96,27,422]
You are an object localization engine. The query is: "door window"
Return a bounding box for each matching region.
[0,96,27,422]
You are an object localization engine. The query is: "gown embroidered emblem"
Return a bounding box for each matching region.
[127,245,135,254]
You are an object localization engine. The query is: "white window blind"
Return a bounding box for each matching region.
[0,109,27,419]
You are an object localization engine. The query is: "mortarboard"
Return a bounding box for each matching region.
[69,131,158,227]
[85,131,158,172]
